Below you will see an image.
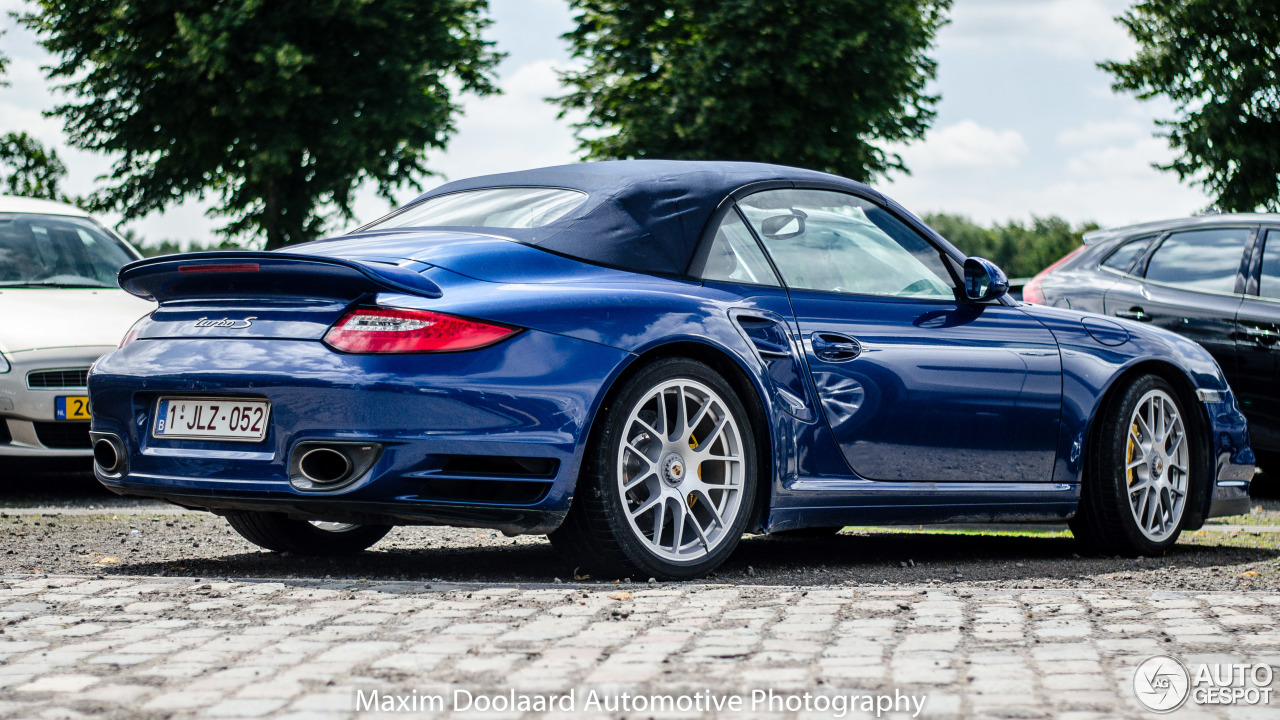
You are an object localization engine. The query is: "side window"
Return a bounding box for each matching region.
[737,189,955,299]
[1100,235,1156,273]
[1143,228,1250,294]
[1261,229,1280,300]
[698,211,780,286]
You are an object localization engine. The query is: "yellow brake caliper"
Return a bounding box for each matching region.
[688,434,699,508]
[1127,421,1138,486]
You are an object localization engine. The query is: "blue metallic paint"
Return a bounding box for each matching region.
[88,175,1255,538]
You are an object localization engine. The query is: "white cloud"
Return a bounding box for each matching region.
[1056,119,1147,148]
[897,120,1028,171]
[882,128,1209,229]
[944,0,1135,61]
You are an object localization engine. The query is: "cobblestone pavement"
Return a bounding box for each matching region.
[2,575,1278,719]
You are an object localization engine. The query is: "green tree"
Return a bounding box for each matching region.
[1102,0,1280,212]
[22,1,500,249]
[556,0,951,181]
[0,29,9,84]
[924,213,1096,278]
[0,132,69,201]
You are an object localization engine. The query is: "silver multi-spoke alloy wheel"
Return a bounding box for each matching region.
[1123,388,1188,543]
[616,379,745,564]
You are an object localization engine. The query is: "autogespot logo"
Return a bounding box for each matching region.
[1133,655,1191,713]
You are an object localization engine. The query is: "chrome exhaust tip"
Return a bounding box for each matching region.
[289,441,381,491]
[297,447,353,485]
[89,432,127,478]
[93,438,120,473]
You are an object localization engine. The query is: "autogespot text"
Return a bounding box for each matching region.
[355,688,928,717]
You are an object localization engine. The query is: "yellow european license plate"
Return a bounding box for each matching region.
[56,396,91,420]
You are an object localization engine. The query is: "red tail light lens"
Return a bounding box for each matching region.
[119,312,153,348]
[324,307,519,354]
[1022,245,1086,304]
[1021,275,1047,305]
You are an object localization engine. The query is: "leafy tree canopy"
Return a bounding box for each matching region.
[556,0,951,182]
[924,213,1097,278]
[0,132,69,201]
[22,0,500,248]
[1102,0,1280,212]
[0,30,9,84]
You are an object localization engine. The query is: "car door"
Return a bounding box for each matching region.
[736,188,1063,483]
[1102,226,1252,390]
[1234,226,1280,452]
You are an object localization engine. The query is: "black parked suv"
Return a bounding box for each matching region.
[1025,213,1280,476]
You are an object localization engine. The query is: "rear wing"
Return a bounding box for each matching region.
[118,252,442,304]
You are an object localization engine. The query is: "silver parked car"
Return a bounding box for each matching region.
[0,196,154,460]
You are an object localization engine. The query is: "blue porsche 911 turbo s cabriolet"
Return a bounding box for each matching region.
[87,160,1255,579]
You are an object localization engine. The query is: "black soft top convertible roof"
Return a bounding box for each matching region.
[396,160,876,277]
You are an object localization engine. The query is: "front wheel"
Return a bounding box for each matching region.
[549,358,757,580]
[226,512,392,555]
[1070,375,1193,556]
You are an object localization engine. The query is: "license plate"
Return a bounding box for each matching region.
[56,396,91,420]
[153,397,271,442]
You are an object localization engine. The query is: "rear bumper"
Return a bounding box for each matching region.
[101,483,568,534]
[88,331,629,533]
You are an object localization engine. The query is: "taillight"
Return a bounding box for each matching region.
[1022,245,1086,305]
[323,307,520,354]
[1022,275,1047,304]
[119,312,153,348]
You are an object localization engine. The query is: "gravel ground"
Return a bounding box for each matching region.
[2,467,1277,592]
[2,501,1277,594]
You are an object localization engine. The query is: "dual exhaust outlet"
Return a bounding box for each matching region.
[91,433,380,491]
[289,441,382,491]
[92,434,126,477]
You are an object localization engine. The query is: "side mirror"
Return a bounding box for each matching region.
[963,257,1009,302]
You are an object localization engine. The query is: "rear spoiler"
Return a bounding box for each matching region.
[118,252,442,304]
[1081,229,1116,245]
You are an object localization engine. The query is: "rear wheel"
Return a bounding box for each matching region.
[225,512,391,555]
[1070,375,1192,556]
[549,358,757,580]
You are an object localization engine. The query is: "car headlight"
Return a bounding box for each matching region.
[0,352,9,373]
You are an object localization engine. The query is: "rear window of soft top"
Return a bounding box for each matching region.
[363,187,587,231]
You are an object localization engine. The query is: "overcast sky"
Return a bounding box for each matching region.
[0,0,1210,246]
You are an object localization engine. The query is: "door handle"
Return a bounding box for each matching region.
[811,332,862,362]
[1114,307,1151,322]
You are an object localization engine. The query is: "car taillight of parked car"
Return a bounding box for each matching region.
[118,312,154,348]
[1022,246,1087,304]
[323,306,520,354]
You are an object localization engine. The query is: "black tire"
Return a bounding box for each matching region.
[771,527,844,539]
[548,358,757,580]
[225,512,391,555]
[1070,374,1194,556]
